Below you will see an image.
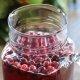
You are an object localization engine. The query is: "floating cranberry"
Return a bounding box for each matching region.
[51,61,59,69]
[36,62,43,68]
[46,66,55,74]
[29,65,37,72]
[20,64,29,71]
[28,60,35,65]
[17,36,29,46]
[41,54,47,58]
[20,58,28,64]
[29,54,36,60]
[38,66,47,74]
[39,54,48,61]
[48,35,57,45]
[37,48,46,54]
[34,56,44,63]
[22,53,29,60]
[43,61,50,67]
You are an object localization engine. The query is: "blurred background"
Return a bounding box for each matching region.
[0,0,80,52]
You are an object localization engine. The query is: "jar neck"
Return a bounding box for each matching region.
[8,4,67,52]
[9,27,67,55]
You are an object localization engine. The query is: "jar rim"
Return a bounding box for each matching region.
[8,4,67,37]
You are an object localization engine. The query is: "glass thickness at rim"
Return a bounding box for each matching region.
[8,4,67,37]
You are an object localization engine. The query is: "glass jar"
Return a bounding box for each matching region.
[1,4,76,80]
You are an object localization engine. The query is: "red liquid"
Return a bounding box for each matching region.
[2,31,74,80]
[2,62,73,80]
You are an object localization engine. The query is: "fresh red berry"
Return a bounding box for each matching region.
[43,61,50,67]
[20,58,28,64]
[46,66,55,74]
[38,66,47,74]
[51,61,59,69]
[20,64,29,71]
[29,65,37,72]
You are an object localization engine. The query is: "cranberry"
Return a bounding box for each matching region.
[27,31,36,35]
[46,66,55,74]
[30,49,37,54]
[20,64,29,71]
[29,54,36,60]
[38,66,47,74]
[51,61,59,69]
[20,58,28,64]
[29,65,37,72]
[43,61,50,67]
[28,60,35,65]
[40,54,48,60]
[36,62,43,68]
[22,53,29,60]
[17,36,30,46]
[37,48,45,54]
[48,35,57,45]
[34,56,44,63]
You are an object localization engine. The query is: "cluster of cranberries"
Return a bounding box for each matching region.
[3,31,74,75]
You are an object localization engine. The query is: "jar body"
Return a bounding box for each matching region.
[1,4,75,80]
[2,38,74,80]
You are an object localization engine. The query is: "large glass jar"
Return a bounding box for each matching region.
[1,4,77,80]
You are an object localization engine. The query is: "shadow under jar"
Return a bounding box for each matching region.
[1,4,75,80]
